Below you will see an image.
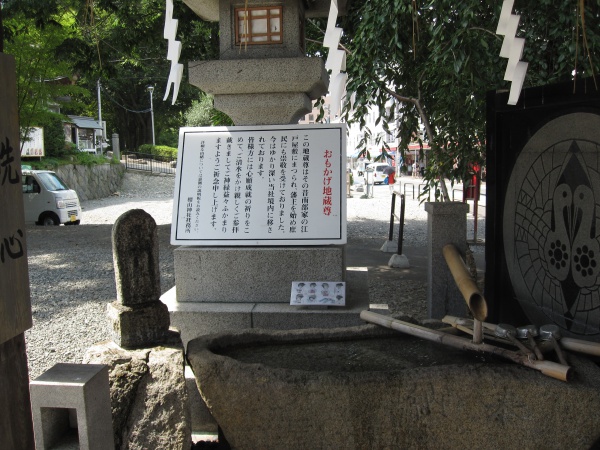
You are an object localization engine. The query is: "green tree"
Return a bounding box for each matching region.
[2,6,88,150]
[184,94,213,127]
[37,112,76,157]
[58,0,219,151]
[3,0,219,152]
[181,90,233,129]
[340,0,599,200]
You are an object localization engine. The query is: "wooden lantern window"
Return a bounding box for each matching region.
[235,6,283,45]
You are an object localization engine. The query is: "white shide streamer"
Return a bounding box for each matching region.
[163,0,184,105]
[323,0,347,116]
[496,0,528,105]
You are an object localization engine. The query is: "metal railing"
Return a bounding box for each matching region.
[123,152,176,175]
[388,191,406,255]
[402,182,414,199]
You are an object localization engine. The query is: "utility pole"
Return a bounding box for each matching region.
[147,85,155,145]
[97,79,103,151]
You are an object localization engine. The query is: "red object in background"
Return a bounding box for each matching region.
[464,164,481,200]
[388,171,395,185]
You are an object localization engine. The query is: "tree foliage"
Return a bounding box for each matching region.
[341,0,600,200]
[37,112,76,157]
[184,93,215,127]
[2,0,219,151]
[2,5,89,149]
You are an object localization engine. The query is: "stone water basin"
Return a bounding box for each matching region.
[187,324,600,450]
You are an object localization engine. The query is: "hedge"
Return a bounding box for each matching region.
[137,144,177,160]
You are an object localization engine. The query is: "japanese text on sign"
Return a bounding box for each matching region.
[171,124,347,246]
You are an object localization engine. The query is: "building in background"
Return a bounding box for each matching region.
[301,96,429,175]
[64,115,105,153]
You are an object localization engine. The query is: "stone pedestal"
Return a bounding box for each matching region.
[165,267,372,347]
[425,202,470,319]
[174,246,344,303]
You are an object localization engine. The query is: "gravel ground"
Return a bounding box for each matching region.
[24,171,485,380]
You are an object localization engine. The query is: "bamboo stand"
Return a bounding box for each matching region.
[358,244,594,382]
[360,311,572,381]
[442,244,487,343]
[441,316,600,357]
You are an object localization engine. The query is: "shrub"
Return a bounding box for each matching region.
[136,144,177,160]
[155,145,177,160]
[74,152,104,166]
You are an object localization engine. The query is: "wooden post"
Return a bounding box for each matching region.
[0,52,35,449]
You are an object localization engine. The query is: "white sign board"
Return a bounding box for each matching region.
[290,281,346,306]
[20,127,44,157]
[171,124,347,246]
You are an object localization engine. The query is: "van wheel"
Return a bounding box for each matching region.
[38,214,60,226]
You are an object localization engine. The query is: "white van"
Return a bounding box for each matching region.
[22,169,82,225]
[364,162,393,185]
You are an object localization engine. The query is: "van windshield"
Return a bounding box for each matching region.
[37,172,69,191]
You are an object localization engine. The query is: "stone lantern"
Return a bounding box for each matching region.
[183,0,351,125]
[164,0,366,350]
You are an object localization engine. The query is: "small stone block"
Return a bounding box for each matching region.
[107,300,171,349]
[30,363,113,450]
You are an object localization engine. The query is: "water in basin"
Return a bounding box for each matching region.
[217,335,502,372]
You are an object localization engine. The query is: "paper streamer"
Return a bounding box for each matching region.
[329,72,347,117]
[496,0,528,105]
[499,14,520,58]
[503,37,525,81]
[323,0,339,47]
[163,0,183,105]
[323,0,347,116]
[508,61,528,105]
[495,0,515,35]
[324,25,342,49]
[325,48,346,74]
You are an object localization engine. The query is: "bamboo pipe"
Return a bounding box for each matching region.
[443,317,512,346]
[560,337,600,356]
[472,319,483,344]
[361,310,572,381]
[442,315,497,333]
[445,316,600,357]
[540,325,569,366]
[442,244,488,321]
[495,323,537,359]
[517,325,545,361]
